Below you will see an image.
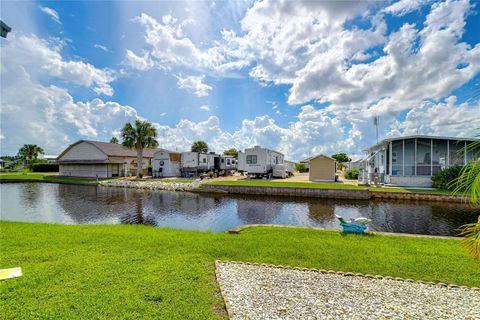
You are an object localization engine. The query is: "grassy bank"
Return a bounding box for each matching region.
[207,180,366,190]
[1,222,478,319]
[0,172,116,184]
[206,180,453,195]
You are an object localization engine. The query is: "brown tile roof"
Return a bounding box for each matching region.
[86,140,162,157]
[58,140,167,159]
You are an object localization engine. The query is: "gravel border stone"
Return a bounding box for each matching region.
[215,261,480,320]
[99,179,203,191]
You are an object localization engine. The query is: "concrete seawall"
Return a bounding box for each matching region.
[201,184,468,203]
[201,184,371,200]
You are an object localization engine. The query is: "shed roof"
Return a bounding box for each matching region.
[364,135,479,153]
[57,140,164,160]
[302,154,336,162]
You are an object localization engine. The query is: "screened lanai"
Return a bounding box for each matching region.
[363,135,479,187]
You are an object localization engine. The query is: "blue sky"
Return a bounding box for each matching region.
[1,0,479,160]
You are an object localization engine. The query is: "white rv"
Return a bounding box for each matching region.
[219,155,237,171]
[238,146,286,178]
[180,152,237,176]
[181,152,216,173]
[152,150,181,177]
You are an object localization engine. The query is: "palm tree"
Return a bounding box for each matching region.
[110,137,119,144]
[191,141,208,153]
[17,144,44,163]
[453,137,480,261]
[121,120,158,178]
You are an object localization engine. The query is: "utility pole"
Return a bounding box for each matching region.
[373,116,379,143]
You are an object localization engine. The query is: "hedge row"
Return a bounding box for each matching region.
[31,163,59,172]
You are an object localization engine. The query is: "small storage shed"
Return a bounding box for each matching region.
[308,155,336,182]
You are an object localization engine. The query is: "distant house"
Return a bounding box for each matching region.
[362,135,479,187]
[345,159,363,170]
[299,156,314,172]
[308,155,337,182]
[39,154,59,163]
[0,158,7,169]
[56,140,160,178]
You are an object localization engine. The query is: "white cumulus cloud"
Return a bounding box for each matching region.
[176,74,213,97]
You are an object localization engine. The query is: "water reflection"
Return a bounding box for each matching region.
[1,183,478,236]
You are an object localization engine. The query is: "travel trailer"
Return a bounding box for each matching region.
[218,155,237,173]
[181,152,216,173]
[237,146,286,178]
[180,152,237,176]
[152,149,181,177]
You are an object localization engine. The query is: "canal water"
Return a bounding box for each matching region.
[1,183,478,236]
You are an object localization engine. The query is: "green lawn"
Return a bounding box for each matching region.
[0,172,55,180]
[1,222,478,319]
[0,172,117,184]
[207,180,366,189]
[206,180,453,195]
[369,187,454,195]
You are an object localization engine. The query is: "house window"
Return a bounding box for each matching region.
[246,155,257,164]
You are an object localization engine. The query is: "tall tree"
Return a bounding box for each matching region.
[17,144,44,162]
[191,141,208,153]
[121,120,158,177]
[223,148,238,158]
[110,137,119,144]
[331,153,352,163]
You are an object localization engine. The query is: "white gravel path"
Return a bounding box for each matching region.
[215,261,480,320]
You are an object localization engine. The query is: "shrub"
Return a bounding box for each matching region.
[208,171,215,178]
[31,163,59,172]
[344,168,359,180]
[431,165,464,190]
[295,163,308,173]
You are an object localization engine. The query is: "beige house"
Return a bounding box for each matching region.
[57,140,160,178]
[308,154,337,182]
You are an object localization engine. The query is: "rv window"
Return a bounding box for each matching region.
[203,158,206,163]
[246,155,257,164]
[221,158,225,163]
[227,159,230,165]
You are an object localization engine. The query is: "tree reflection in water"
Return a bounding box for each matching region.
[2,183,479,236]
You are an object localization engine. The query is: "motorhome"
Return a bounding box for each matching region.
[238,146,286,178]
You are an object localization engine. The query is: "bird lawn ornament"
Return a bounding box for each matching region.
[335,215,371,234]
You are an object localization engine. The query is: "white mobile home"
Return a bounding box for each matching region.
[238,146,285,178]
[152,149,181,177]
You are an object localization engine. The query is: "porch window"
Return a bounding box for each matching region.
[416,138,431,176]
[404,139,415,175]
[391,140,403,176]
[432,139,447,174]
[449,140,464,166]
